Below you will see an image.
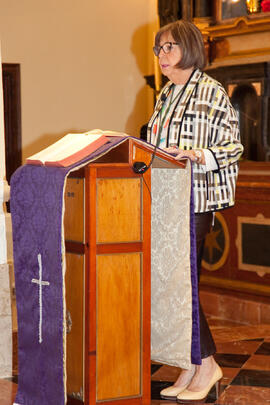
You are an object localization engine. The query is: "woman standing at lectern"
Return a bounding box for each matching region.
[147,20,243,403]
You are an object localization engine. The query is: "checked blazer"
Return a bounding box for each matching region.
[147,69,244,213]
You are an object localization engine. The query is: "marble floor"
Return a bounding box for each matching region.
[152,319,270,405]
[1,320,270,405]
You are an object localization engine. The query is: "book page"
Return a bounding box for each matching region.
[27,132,105,164]
[101,130,129,137]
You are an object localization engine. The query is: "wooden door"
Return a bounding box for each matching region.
[2,63,22,184]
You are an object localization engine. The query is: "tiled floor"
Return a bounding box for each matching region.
[151,320,270,404]
[2,320,270,404]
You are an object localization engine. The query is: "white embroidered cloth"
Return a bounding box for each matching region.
[151,163,193,369]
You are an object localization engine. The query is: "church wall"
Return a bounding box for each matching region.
[0,0,158,161]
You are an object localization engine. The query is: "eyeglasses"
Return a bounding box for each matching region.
[153,42,180,57]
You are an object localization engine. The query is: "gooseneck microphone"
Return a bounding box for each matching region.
[132,93,168,174]
[132,70,201,175]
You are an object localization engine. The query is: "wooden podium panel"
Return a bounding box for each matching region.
[85,164,151,405]
[97,253,141,400]
[66,252,84,399]
[64,178,85,243]
[97,178,141,243]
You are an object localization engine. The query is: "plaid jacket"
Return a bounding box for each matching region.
[147,69,243,213]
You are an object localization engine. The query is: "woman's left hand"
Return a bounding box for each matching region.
[174,149,197,162]
[163,147,205,164]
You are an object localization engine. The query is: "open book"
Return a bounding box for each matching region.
[26,130,127,167]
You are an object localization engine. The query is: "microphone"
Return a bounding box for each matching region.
[133,161,148,174]
[132,92,167,174]
[132,141,162,174]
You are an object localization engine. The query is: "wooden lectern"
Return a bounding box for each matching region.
[63,137,186,405]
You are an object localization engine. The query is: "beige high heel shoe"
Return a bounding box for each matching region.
[160,384,189,401]
[176,364,223,403]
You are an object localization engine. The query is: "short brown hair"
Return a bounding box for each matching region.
[155,20,206,70]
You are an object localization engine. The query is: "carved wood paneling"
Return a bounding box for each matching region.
[201,161,270,297]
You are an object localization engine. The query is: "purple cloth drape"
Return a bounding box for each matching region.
[189,165,201,365]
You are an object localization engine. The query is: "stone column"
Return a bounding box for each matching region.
[0,42,12,378]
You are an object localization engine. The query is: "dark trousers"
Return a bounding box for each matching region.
[195,212,216,359]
